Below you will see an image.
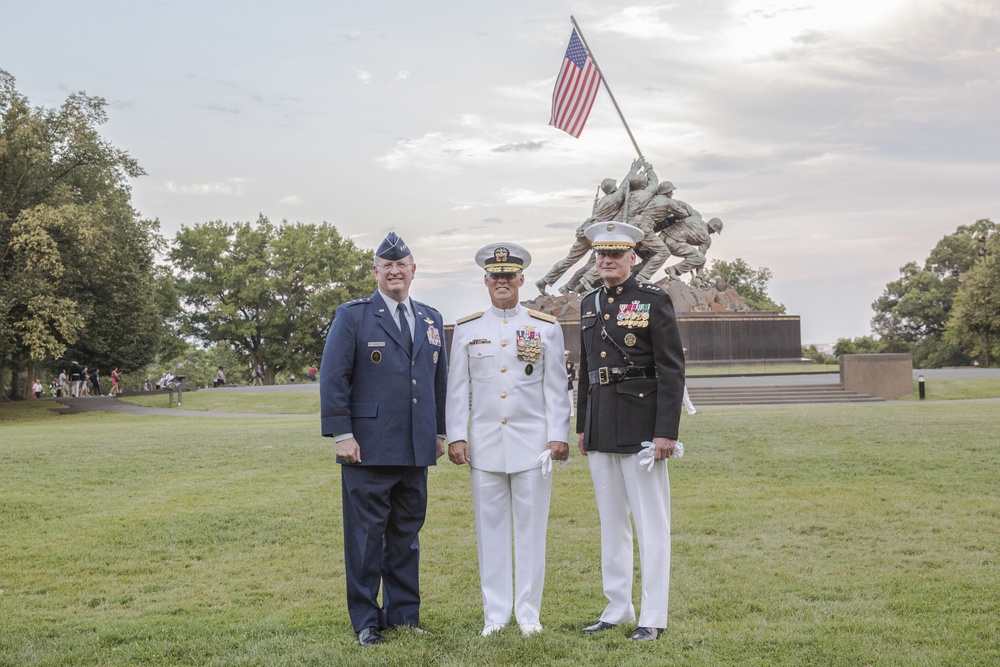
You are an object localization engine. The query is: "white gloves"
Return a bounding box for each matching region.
[637,440,684,472]
[537,449,553,478]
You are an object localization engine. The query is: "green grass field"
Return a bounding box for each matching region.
[120,390,321,414]
[1,396,997,666]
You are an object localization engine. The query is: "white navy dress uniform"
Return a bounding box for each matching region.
[447,242,571,637]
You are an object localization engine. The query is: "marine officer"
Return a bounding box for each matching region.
[575,221,686,641]
[447,242,571,637]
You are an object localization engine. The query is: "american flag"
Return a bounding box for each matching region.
[549,29,601,138]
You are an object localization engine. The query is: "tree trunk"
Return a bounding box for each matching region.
[10,366,24,400]
[0,362,7,402]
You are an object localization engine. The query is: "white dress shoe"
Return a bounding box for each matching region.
[481,623,506,637]
[520,623,543,636]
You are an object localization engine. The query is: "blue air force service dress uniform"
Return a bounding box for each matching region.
[320,232,448,634]
[576,222,685,631]
[446,243,571,633]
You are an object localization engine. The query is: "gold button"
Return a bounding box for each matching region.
[411,379,417,385]
[500,367,507,373]
[639,393,645,398]
[412,398,417,404]
[600,351,607,358]
[603,314,610,320]
[501,419,507,425]
[501,393,507,399]
[501,341,507,347]
[607,297,614,304]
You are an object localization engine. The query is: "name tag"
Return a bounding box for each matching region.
[368,341,386,348]
[469,339,491,345]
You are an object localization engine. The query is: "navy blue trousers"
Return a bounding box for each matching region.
[340,465,427,632]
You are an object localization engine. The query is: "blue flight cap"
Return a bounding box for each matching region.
[376,232,411,261]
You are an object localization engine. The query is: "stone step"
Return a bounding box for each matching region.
[687,384,883,405]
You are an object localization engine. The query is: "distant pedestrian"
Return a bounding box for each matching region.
[252,365,263,386]
[565,350,577,415]
[144,375,153,391]
[58,369,69,397]
[214,366,226,388]
[32,378,43,399]
[109,368,121,396]
[70,361,83,397]
[90,368,102,396]
[307,365,317,382]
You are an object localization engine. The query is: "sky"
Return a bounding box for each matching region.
[4,0,998,344]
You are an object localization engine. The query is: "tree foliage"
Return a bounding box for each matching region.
[702,257,786,313]
[871,219,996,367]
[944,229,1000,366]
[1,70,163,397]
[170,216,375,383]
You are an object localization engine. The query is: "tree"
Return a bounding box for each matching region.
[702,257,786,313]
[833,336,885,357]
[170,216,376,383]
[870,219,996,367]
[944,229,1000,367]
[1,70,161,398]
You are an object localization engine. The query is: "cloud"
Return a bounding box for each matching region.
[354,67,372,84]
[164,178,247,196]
[492,140,547,153]
[394,70,410,81]
[280,195,302,205]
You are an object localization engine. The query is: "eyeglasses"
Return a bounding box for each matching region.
[595,250,626,260]
[487,272,521,282]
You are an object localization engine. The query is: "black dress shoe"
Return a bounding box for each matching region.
[582,620,616,634]
[357,627,385,646]
[630,626,660,641]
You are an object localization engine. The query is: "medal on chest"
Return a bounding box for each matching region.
[516,325,540,363]
[616,301,650,328]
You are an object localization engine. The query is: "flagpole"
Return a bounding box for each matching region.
[570,15,644,158]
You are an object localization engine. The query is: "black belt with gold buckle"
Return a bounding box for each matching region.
[589,366,657,385]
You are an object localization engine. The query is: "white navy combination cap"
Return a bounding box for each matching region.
[475,242,531,274]
[584,221,644,250]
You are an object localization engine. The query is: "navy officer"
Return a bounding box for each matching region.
[320,231,448,646]
[447,242,571,637]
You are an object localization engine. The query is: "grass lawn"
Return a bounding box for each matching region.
[1,398,997,666]
[120,391,320,414]
[901,376,1000,401]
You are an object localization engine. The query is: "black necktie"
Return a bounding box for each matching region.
[397,304,412,351]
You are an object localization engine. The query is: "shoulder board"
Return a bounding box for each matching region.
[412,300,441,316]
[529,309,558,323]
[456,311,484,325]
[639,283,665,294]
[342,297,371,307]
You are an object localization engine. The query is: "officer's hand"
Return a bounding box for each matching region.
[448,440,470,465]
[653,436,676,460]
[335,437,362,464]
[436,436,447,460]
[577,432,587,457]
[548,440,569,462]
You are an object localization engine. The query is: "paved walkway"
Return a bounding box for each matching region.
[52,395,312,419]
[51,369,1000,417]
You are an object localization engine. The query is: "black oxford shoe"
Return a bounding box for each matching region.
[582,620,617,634]
[630,626,660,641]
[357,627,385,646]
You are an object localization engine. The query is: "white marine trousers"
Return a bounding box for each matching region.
[588,451,671,629]
[470,466,552,627]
